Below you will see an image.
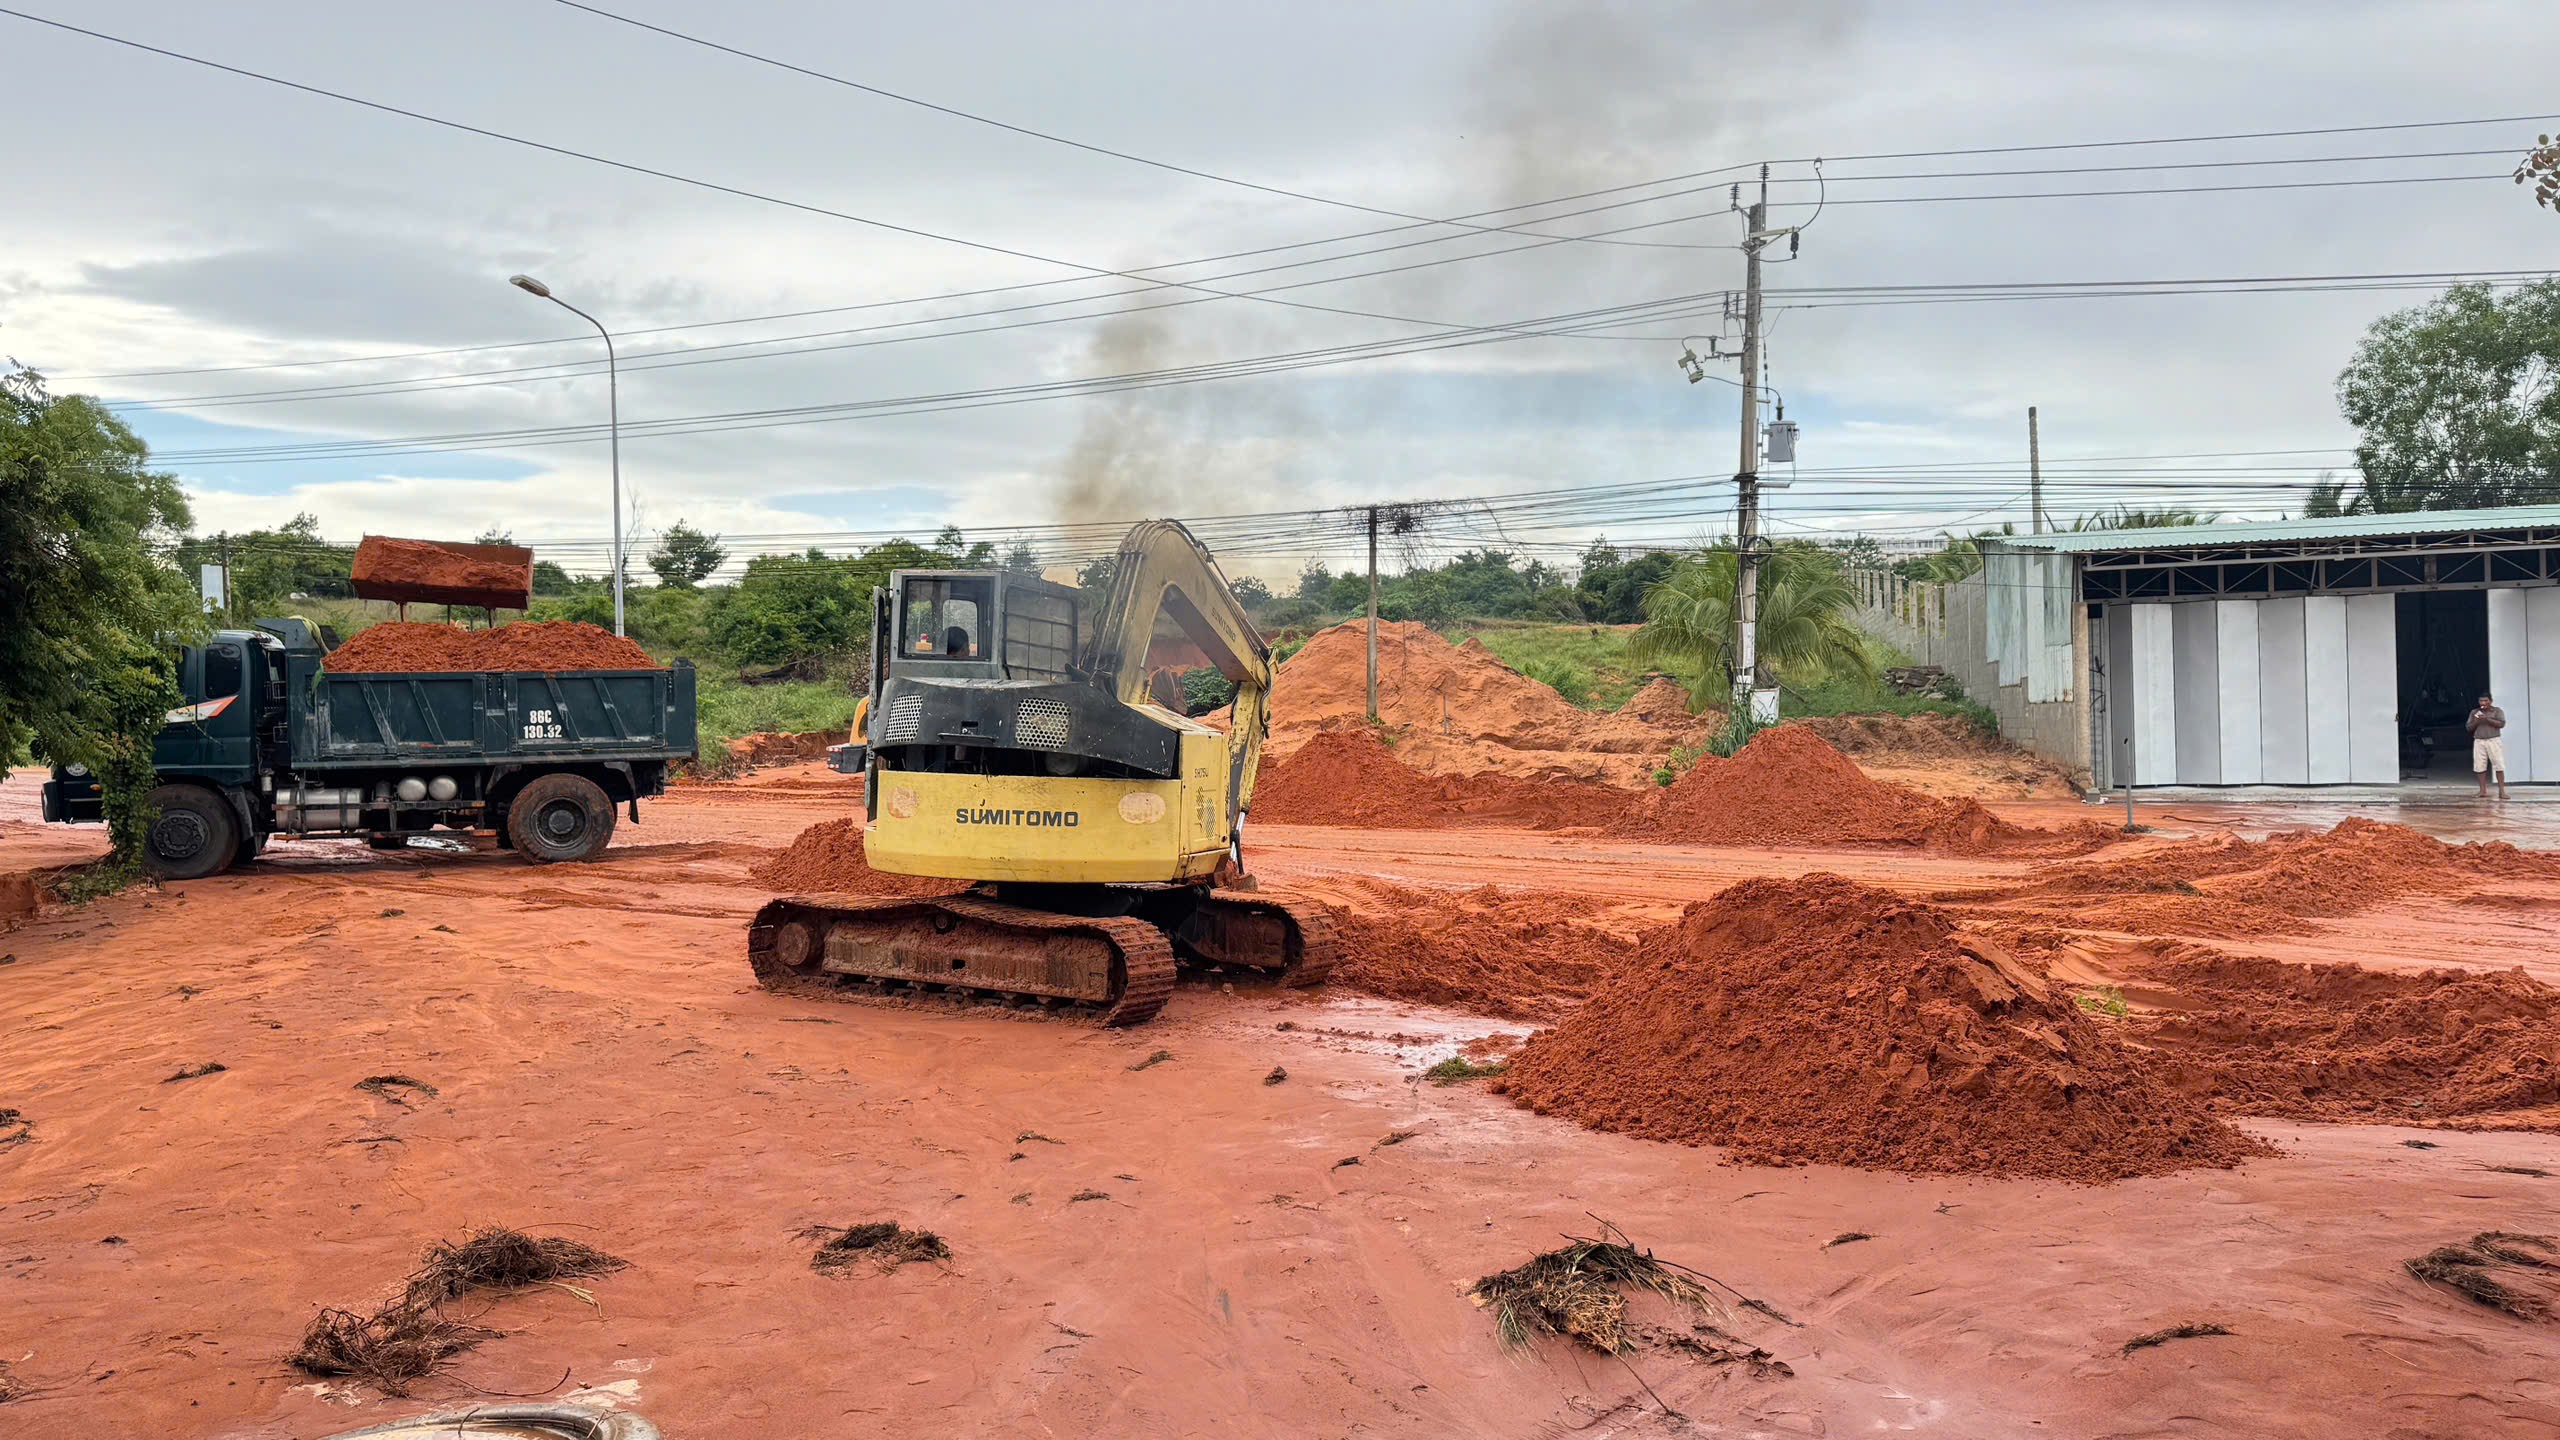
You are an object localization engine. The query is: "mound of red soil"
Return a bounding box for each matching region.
[1252,729,1635,830]
[326,621,658,674]
[1268,621,1709,785]
[2009,817,2560,934]
[2125,949,2560,1126]
[1499,874,2266,1181]
[1321,881,1635,1021]
[749,818,963,898]
[1616,724,2112,855]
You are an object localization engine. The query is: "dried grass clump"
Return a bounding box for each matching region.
[806,1222,950,1274]
[1471,1232,1721,1354]
[2405,1231,2559,1321]
[0,1359,27,1403]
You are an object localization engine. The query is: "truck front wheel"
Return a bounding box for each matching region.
[143,784,240,881]
[506,774,616,863]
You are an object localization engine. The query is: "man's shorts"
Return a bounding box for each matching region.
[2475,737,2507,773]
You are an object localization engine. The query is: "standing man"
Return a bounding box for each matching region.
[2469,692,2509,799]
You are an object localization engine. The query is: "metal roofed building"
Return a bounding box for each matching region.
[1852,505,2560,792]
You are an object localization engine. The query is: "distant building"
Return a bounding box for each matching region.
[1853,506,2560,791]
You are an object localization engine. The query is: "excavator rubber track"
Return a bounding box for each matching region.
[748,893,1177,1026]
[1175,889,1336,988]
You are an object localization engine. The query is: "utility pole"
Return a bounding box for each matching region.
[218,532,234,619]
[2029,405,2045,534]
[1365,504,1380,722]
[1732,167,1770,720]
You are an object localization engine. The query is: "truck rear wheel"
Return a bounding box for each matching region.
[143,784,239,881]
[507,774,616,863]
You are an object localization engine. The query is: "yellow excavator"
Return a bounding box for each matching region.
[747,520,1332,1024]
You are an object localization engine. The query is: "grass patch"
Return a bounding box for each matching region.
[2405,1232,2558,1320]
[806,1222,950,1274]
[2075,986,2130,1018]
[2122,1322,2232,1355]
[1425,1056,1507,1084]
[1472,1232,1721,1353]
[695,673,864,757]
[1458,625,1645,711]
[1776,636,2000,735]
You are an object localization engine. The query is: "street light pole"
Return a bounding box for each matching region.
[509,274,624,637]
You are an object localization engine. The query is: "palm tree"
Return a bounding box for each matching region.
[1629,540,1875,707]
[2067,504,2221,532]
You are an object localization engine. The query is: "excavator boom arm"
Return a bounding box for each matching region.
[1084,520,1274,816]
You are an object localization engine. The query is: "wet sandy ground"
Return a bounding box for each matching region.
[4,769,2558,1438]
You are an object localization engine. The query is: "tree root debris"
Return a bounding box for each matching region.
[287,1226,622,1397]
[354,1075,439,1106]
[805,1222,950,1274]
[2405,1231,2559,1321]
[162,1063,226,1084]
[1471,1226,1729,1355]
[2122,1322,2232,1355]
[1129,1050,1174,1072]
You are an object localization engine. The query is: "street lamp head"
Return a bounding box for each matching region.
[508,273,551,298]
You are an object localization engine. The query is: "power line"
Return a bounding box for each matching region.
[0,6,1749,355]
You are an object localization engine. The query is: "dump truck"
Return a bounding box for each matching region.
[40,618,696,879]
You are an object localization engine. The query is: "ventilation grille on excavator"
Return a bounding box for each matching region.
[1016,697,1072,750]
[879,693,925,744]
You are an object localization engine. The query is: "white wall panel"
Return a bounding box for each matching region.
[2345,593,2399,784]
[2171,602,2222,784]
[2129,604,2178,785]
[2303,596,2351,783]
[2214,600,2263,785]
[2102,605,2134,788]
[2528,588,2560,783]
[2257,597,2309,784]
[2489,588,2535,783]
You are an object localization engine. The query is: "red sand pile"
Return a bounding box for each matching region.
[1252,728,1635,830]
[2005,817,2560,935]
[1269,621,1709,785]
[326,621,658,674]
[2123,948,2560,1127]
[1500,874,2265,1180]
[1321,880,1635,1021]
[1616,724,2113,855]
[351,536,532,596]
[750,817,963,898]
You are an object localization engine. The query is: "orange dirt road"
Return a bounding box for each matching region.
[3,769,2557,1438]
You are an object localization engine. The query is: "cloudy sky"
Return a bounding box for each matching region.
[4,0,2555,582]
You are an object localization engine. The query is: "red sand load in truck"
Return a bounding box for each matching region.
[350,535,535,613]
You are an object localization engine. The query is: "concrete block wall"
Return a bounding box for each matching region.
[1852,570,2093,785]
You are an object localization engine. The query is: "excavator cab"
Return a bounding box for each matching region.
[750,522,1331,1025]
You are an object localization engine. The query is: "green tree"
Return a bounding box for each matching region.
[648,519,728,589]
[1003,540,1042,575]
[2338,280,2560,512]
[709,540,935,669]
[532,559,578,595]
[2301,473,2352,519]
[1295,560,1334,601]
[1232,575,1274,609]
[0,367,201,870]
[1628,541,1873,706]
[175,512,355,617]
